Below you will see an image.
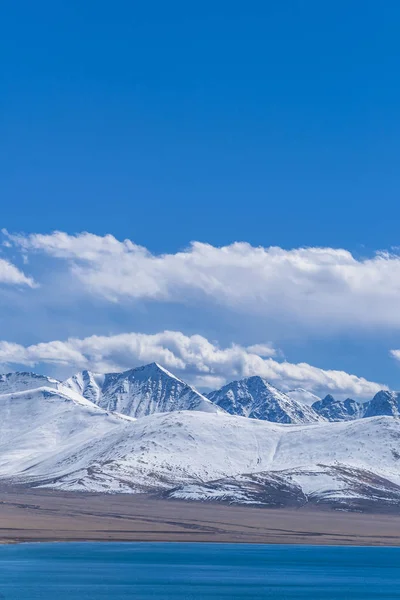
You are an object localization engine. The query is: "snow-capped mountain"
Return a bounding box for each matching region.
[1,367,400,510]
[286,388,321,406]
[206,376,323,424]
[0,380,400,511]
[63,362,221,418]
[363,390,400,418]
[311,394,365,421]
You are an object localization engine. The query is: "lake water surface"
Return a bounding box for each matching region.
[1,542,400,599]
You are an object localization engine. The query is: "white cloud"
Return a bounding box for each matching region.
[0,257,35,287]
[246,344,276,357]
[5,230,400,330]
[390,350,400,362]
[0,330,385,398]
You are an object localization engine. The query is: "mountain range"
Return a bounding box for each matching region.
[0,363,400,512]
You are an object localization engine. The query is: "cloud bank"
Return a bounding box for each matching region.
[0,330,385,398]
[5,230,400,330]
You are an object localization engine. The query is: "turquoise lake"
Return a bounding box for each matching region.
[1,542,400,598]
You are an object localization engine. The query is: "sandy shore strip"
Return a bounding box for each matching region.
[0,486,400,546]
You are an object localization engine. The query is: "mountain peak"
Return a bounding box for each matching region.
[148,361,165,370]
[207,376,322,424]
[63,362,220,419]
[115,362,182,381]
[363,389,399,418]
[243,375,272,386]
[322,394,336,403]
[311,394,364,422]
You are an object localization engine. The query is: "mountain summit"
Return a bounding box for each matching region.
[363,390,400,418]
[63,362,221,418]
[206,375,323,424]
[311,394,365,421]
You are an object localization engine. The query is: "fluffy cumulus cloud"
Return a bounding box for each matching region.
[0,257,35,287]
[0,330,385,399]
[5,230,400,330]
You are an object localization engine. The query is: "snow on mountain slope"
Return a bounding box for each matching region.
[269,416,400,482]
[286,388,321,406]
[283,464,400,508]
[31,412,400,502]
[63,370,105,405]
[0,385,130,481]
[165,416,400,508]
[311,394,365,421]
[64,362,221,419]
[168,471,308,506]
[363,390,400,418]
[41,411,280,493]
[0,371,60,395]
[168,465,400,511]
[207,376,323,424]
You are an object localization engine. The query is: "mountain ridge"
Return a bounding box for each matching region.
[1,364,397,423]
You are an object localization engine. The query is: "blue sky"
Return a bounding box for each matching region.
[1,1,400,398]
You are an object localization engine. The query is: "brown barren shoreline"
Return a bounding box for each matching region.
[1,485,400,546]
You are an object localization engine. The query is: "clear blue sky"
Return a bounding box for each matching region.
[1,1,400,396]
[2,1,400,252]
